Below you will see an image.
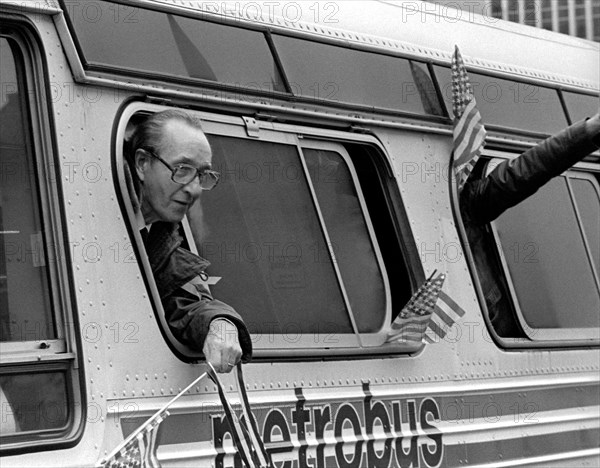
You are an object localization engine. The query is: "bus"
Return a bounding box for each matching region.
[1,1,598,466]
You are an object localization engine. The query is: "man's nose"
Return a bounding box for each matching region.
[181,176,203,199]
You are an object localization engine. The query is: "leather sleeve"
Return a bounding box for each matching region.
[461,118,599,225]
[163,285,253,362]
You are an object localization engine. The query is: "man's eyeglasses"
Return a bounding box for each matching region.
[140,148,220,190]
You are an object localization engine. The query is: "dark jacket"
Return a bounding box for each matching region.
[460,118,599,225]
[143,222,253,361]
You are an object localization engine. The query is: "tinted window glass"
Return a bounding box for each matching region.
[0,371,68,434]
[0,38,55,342]
[65,1,285,92]
[189,137,353,336]
[570,176,600,269]
[562,92,600,124]
[273,34,444,116]
[304,148,386,332]
[435,66,567,134]
[494,177,599,330]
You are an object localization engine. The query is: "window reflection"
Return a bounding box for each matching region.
[0,38,54,342]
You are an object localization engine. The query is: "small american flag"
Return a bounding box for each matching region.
[101,412,168,468]
[452,45,487,193]
[424,289,467,343]
[386,272,446,344]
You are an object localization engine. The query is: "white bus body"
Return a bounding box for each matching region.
[0,1,598,467]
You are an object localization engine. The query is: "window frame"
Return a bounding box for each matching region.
[0,19,83,453]
[459,151,600,347]
[115,102,418,360]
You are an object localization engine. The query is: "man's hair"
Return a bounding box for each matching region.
[127,109,204,160]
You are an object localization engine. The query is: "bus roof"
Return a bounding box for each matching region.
[147,0,599,90]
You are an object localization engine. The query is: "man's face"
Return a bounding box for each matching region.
[136,119,212,224]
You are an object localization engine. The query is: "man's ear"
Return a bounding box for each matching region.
[134,149,150,182]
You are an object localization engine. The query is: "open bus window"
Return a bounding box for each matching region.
[119,108,414,356]
[475,159,600,343]
[0,28,79,450]
[190,133,394,351]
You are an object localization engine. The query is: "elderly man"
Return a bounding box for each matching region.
[126,109,251,372]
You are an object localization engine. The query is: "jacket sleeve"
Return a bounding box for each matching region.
[461,118,599,225]
[163,283,253,362]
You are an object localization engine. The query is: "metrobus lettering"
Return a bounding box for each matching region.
[212,384,443,467]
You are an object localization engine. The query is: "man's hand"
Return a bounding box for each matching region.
[585,112,600,141]
[203,318,242,373]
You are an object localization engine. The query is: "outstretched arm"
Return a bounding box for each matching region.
[461,112,600,225]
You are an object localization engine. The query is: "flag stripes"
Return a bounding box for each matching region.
[386,272,445,345]
[101,412,168,468]
[451,45,487,193]
[424,290,467,343]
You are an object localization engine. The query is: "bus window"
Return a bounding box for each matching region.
[569,173,600,276]
[0,38,54,343]
[302,147,386,333]
[189,133,393,350]
[63,0,285,93]
[562,92,600,124]
[272,34,444,116]
[434,66,568,134]
[118,102,421,357]
[0,28,79,449]
[195,136,355,340]
[0,371,69,435]
[118,110,413,356]
[489,171,600,341]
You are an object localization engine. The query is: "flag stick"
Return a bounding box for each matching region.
[98,371,208,466]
